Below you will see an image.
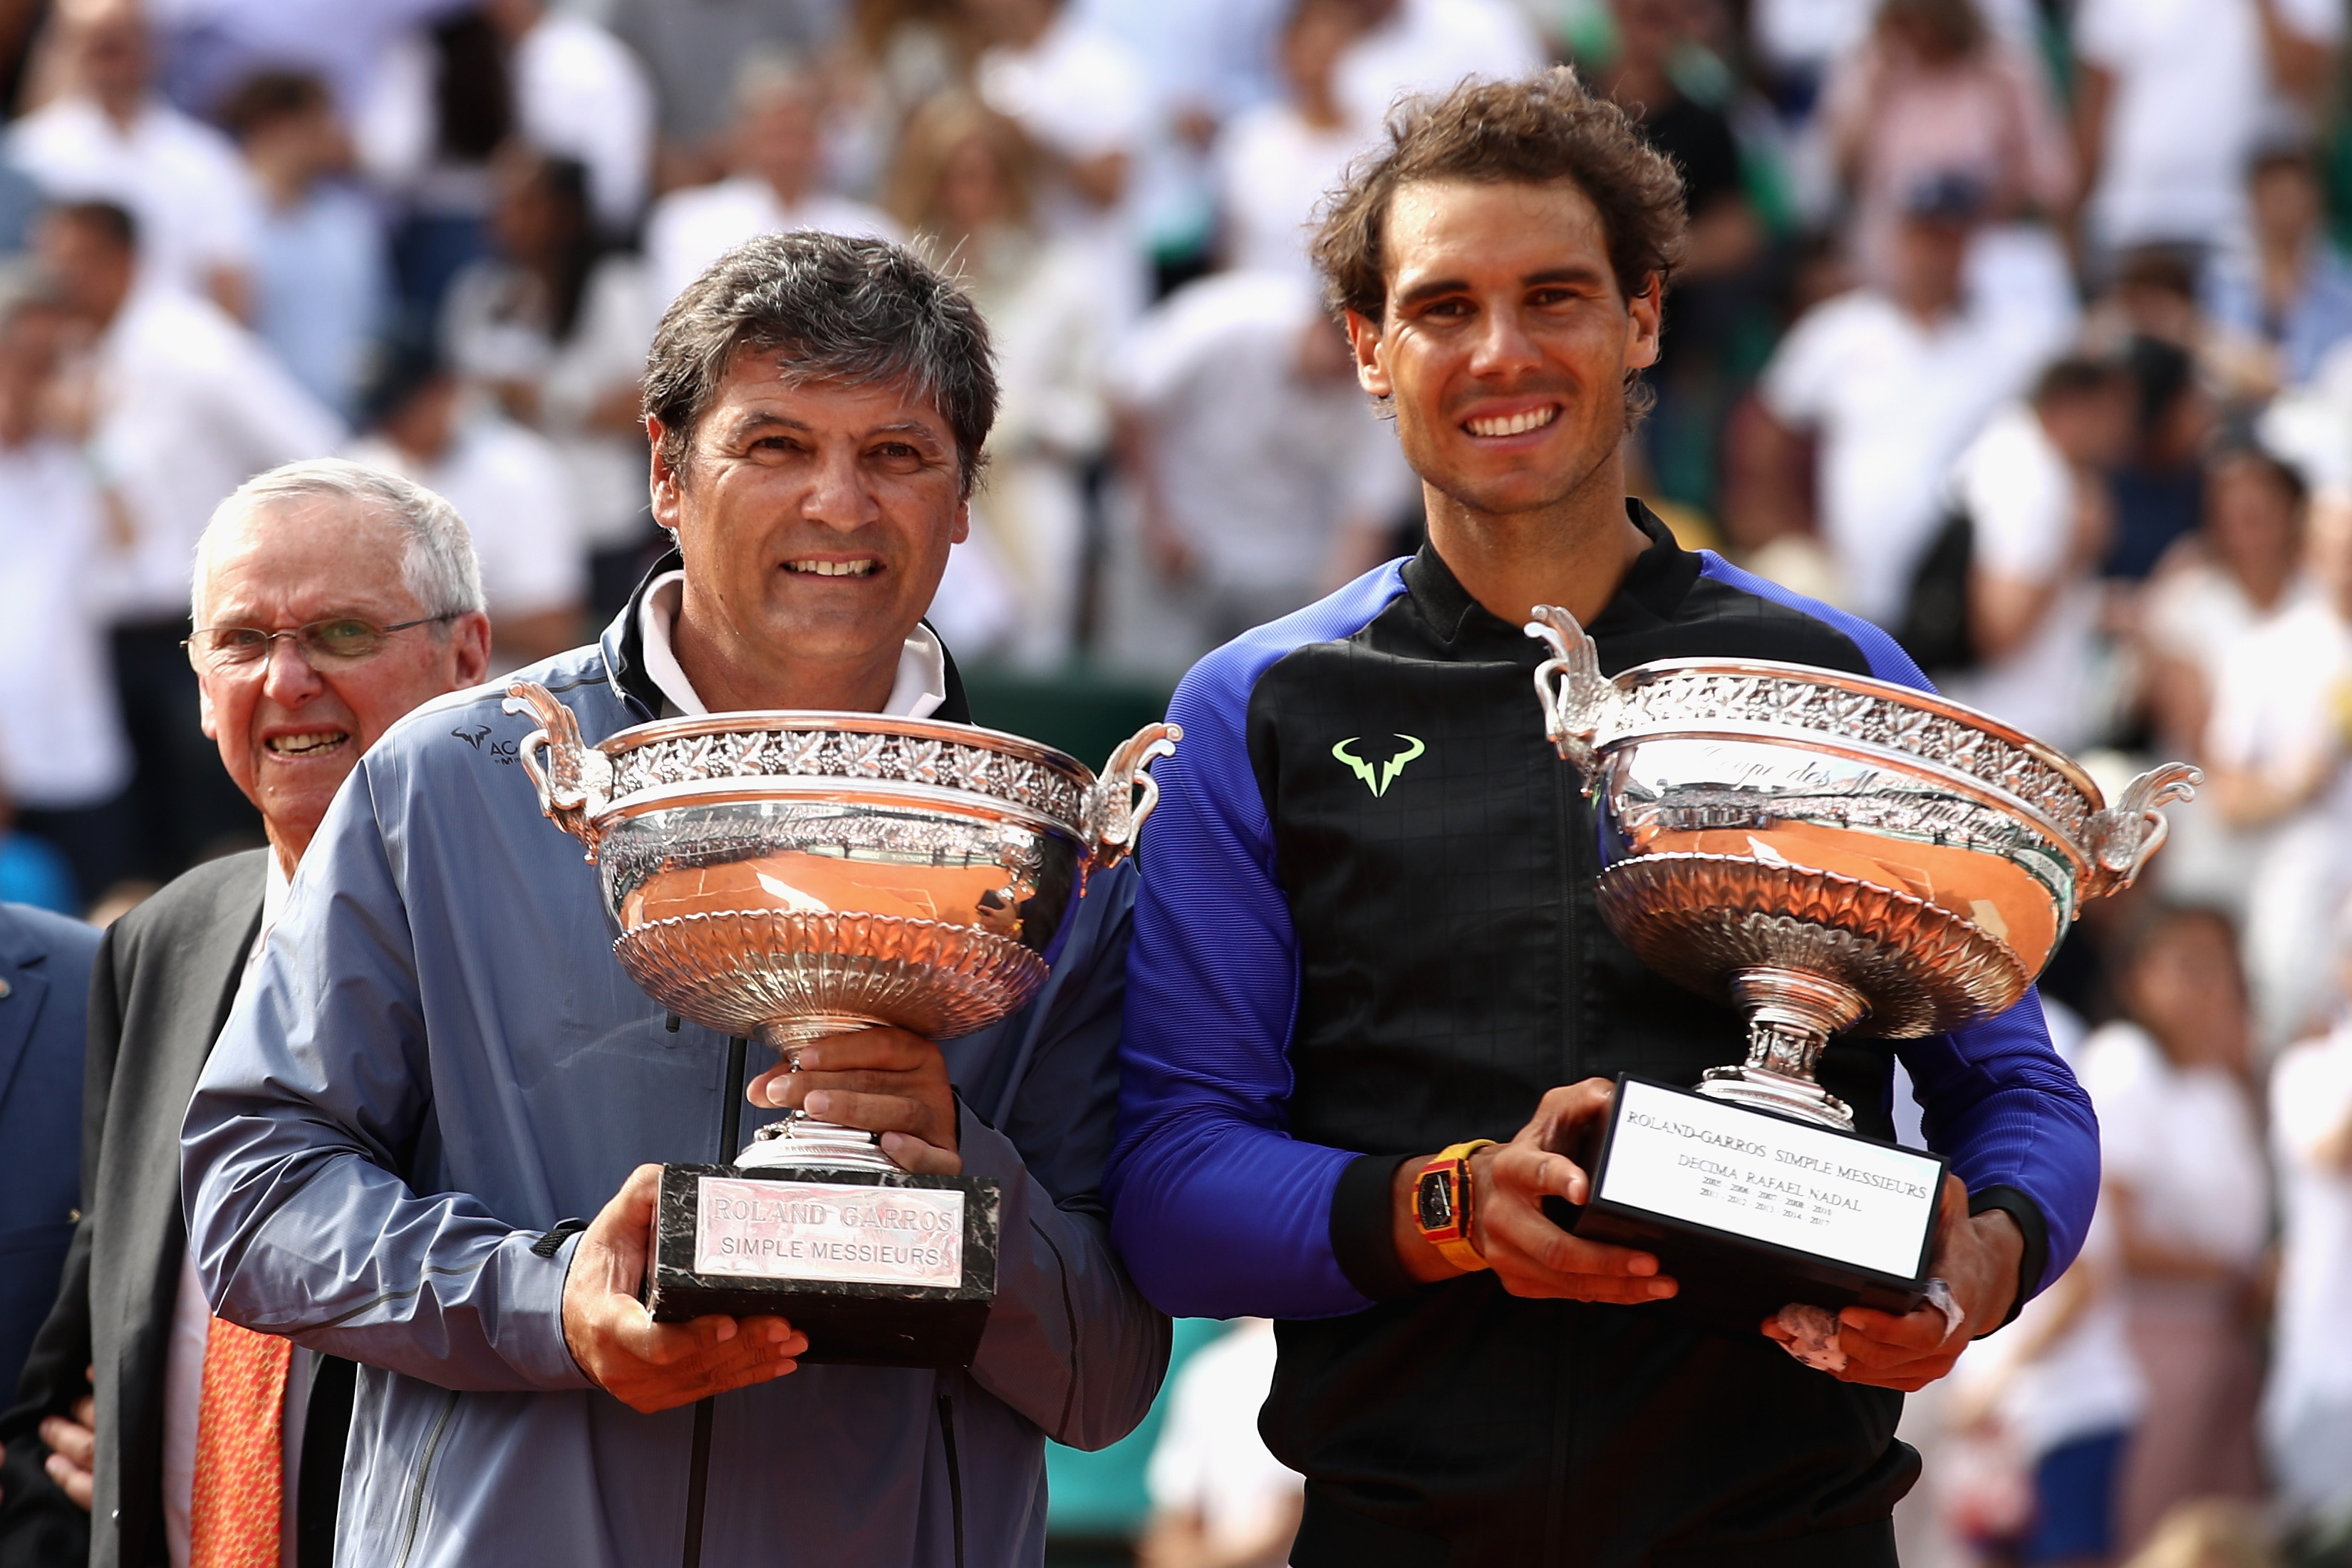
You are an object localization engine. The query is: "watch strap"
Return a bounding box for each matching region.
[1416,1139,1497,1272]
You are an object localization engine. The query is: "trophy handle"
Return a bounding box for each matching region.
[1086,721,1182,869]
[1525,604,1614,779]
[2079,760,2202,902]
[502,680,614,861]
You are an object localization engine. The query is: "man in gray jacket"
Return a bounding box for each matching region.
[180,232,1170,1567]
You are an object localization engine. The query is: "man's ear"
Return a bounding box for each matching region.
[1624,275,1664,373]
[197,672,217,740]
[1345,308,1391,399]
[950,497,970,546]
[447,611,493,689]
[646,415,683,530]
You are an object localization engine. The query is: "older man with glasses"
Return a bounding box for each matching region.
[0,460,489,1568]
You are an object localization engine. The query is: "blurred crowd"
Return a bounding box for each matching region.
[3,0,2352,1561]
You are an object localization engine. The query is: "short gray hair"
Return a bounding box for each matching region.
[643,230,998,497]
[191,459,487,626]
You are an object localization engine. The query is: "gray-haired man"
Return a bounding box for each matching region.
[179,233,1169,1567]
[1,460,489,1567]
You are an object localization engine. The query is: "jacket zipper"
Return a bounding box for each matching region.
[392,1388,460,1568]
[936,1391,966,1568]
[1549,733,1582,1565]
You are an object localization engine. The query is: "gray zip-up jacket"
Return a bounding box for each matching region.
[180,593,1171,1568]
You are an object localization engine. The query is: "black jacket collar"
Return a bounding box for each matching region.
[599,546,974,725]
[1401,499,1698,660]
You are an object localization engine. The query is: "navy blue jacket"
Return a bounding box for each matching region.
[0,902,98,1397]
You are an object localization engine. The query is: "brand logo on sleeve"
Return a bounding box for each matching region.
[1332,734,1425,797]
[452,722,520,764]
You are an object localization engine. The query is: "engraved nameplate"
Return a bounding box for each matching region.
[693,1175,965,1289]
[1597,1080,1941,1279]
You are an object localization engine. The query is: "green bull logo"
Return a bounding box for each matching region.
[1332,734,1426,797]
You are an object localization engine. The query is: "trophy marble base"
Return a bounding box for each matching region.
[646,1163,1000,1369]
[1568,1076,1948,1334]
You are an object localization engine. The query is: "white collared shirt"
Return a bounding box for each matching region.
[88,283,346,621]
[163,857,309,1568]
[634,569,947,720]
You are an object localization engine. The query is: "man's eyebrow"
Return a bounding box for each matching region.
[868,420,946,442]
[718,412,946,443]
[721,410,809,442]
[1393,274,1470,310]
[1392,264,1612,309]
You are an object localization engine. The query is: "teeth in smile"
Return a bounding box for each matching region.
[787,559,876,577]
[268,732,348,756]
[1466,407,1558,437]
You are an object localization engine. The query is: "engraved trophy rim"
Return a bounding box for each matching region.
[583,709,1104,839]
[1607,658,2104,813]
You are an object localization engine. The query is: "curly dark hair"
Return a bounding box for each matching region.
[643,230,998,497]
[1310,66,1689,328]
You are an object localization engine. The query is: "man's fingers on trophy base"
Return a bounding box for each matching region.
[1837,1304,1947,1351]
[748,1064,798,1108]
[794,1027,938,1074]
[1490,1147,1588,1206]
[802,1089,952,1144]
[879,1131,963,1175]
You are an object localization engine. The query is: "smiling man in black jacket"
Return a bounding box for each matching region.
[1105,68,2098,1567]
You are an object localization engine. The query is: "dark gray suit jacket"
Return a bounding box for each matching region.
[0,851,346,1568]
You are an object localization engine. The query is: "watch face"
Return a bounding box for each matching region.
[1416,1168,1456,1232]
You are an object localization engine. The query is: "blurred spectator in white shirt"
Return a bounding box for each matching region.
[11,0,261,318]
[1212,0,1369,279]
[645,50,899,306]
[1818,0,2073,298]
[221,69,390,422]
[2201,144,2352,399]
[347,341,585,671]
[2077,906,2271,1557]
[2073,0,2343,260]
[2265,958,2352,1533]
[0,276,133,908]
[608,0,841,192]
[1139,1319,1301,1568]
[888,93,1112,668]
[1333,0,1544,130]
[38,198,342,876]
[480,0,653,238]
[2200,447,2352,1052]
[1112,268,1416,665]
[1077,0,1297,270]
[445,146,658,621]
[1932,357,2135,754]
[1949,1211,2145,1568]
[1757,175,2058,623]
[966,0,1151,319]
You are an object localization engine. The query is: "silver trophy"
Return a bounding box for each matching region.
[1526,605,2195,1127]
[502,681,1176,1359]
[1521,606,2196,1324]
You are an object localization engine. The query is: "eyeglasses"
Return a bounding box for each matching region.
[183,613,458,671]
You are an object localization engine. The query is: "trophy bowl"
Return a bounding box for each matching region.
[502,681,1178,1168]
[1527,606,2197,1131]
